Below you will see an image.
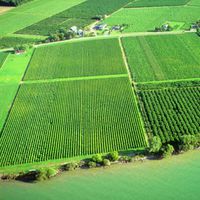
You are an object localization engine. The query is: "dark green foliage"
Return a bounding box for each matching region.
[179,135,198,151]
[162,144,174,158]
[107,151,119,161]
[63,163,78,171]
[149,136,162,153]
[88,161,97,168]
[0,0,32,6]
[119,155,132,163]
[16,0,132,36]
[92,154,103,163]
[36,168,57,181]
[0,36,41,49]
[139,87,200,143]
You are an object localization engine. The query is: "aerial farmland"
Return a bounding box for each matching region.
[0,0,199,199]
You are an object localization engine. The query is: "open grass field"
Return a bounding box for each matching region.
[16,0,132,36]
[0,77,147,166]
[122,33,200,82]
[0,52,8,68]
[138,86,200,143]
[0,0,85,37]
[104,1,200,32]
[24,38,127,80]
[126,0,190,8]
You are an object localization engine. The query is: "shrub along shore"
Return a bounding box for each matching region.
[1,133,200,183]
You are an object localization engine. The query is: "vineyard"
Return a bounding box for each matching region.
[122,33,200,82]
[16,0,132,36]
[0,77,147,166]
[24,38,126,80]
[126,0,190,8]
[138,86,200,143]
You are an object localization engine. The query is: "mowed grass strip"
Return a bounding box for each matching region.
[126,0,190,8]
[24,38,127,80]
[0,77,147,166]
[122,33,200,82]
[138,87,200,143]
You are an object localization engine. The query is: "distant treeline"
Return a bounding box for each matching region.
[0,0,32,6]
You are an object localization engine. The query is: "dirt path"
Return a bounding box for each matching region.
[0,6,14,15]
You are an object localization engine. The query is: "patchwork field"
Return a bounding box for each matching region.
[0,77,147,166]
[138,86,200,143]
[122,33,200,82]
[104,3,200,32]
[24,38,127,80]
[0,0,85,37]
[16,0,132,36]
[126,0,190,8]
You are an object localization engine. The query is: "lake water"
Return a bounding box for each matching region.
[1,150,200,200]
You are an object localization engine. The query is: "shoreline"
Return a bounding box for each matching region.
[1,148,199,183]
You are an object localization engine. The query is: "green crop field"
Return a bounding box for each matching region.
[0,0,85,37]
[0,77,147,166]
[0,35,43,49]
[122,33,200,82]
[126,0,190,8]
[104,1,200,32]
[16,0,132,36]
[0,52,8,68]
[24,38,127,80]
[138,86,200,143]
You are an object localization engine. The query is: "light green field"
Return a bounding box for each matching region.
[24,38,127,80]
[0,77,147,166]
[126,0,190,7]
[122,33,200,82]
[0,0,85,37]
[104,2,200,32]
[1,150,200,200]
[0,51,33,131]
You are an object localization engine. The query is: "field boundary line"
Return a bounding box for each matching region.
[118,37,149,147]
[21,74,128,84]
[137,77,200,85]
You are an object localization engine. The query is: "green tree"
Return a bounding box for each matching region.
[92,154,103,163]
[179,135,197,152]
[88,161,97,168]
[103,159,111,166]
[107,151,119,161]
[149,136,162,153]
[162,144,174,158]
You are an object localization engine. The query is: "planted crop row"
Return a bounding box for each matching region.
[0,77,147,166]
[24,38,126,80]
[138,87,200,143]
[122,34,200,82]
[16,0,132,36]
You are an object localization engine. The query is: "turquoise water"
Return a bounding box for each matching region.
[1,150,200,200]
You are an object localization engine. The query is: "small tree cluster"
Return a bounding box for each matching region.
[179,134,200,152]
[44,28,76,43]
